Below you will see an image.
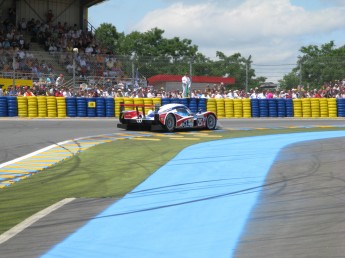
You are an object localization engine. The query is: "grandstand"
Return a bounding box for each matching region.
[0,0,110,89]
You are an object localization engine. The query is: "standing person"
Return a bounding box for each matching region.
[181,72,191,98]
[56,74,64,87]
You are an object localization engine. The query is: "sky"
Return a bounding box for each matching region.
[88,0,345,83]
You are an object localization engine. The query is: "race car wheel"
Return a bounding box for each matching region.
[206,114,217,130]
[164,114,176,132]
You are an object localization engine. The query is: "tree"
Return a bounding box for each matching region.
[94,23,120,53]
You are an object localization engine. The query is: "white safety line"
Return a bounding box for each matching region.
[0,198,76,244]
[0,140,71,169]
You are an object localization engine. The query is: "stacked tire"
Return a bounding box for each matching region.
[301,99,311,117]
[17,97,28,117]
[259,99,268,117]
[105,98,115,117]
[66,97,77,117]
[242,99,251,118]
[251,99,259,118]
[37,96,47,118]
[337,98,345,117]
[0,97,8,117]
[206,98,217,115]
[161,98,170,106]
[216,99,225,118]
[143,98,153,115]
[310,98,320,118]
[189,98,198,113]
[115,97,124,117]
[233,99,243,118]
[198,98,207,112]
[224,99,234,118]
[285,99,293,117]
[87,97,96,117]
[292,99,302,117]
[277,99,286,117]
[319,98,329,117]
[27,96,38,118]
[268,99,277,117]
[96,98,106,117]
[57,97,67,118]
[77,97,87,117]
[7,96,18,117]
[47,96,57,117]
[328,98,337,117]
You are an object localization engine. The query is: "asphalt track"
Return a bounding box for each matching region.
[1,118,345,257]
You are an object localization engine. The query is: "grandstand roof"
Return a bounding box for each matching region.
[85,0,106,8]
[148,74,235,85]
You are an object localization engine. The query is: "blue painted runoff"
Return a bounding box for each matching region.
[42,130,345,258]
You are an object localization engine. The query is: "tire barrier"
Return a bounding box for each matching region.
[320,98,329,118]
[37,96,47,118]
[152,97,162,108]
[17,97,28,117]
[277,99,286,117]
[95,97,105,117]
[242,99,251,118]
[189,98,198,113]
[293,99,302,117]
[206,98,217,115]
[105,98,115,117]
[123,97,133,111]
[216,99,225,118]
[0,97,344,118]
[47,96,57,117]
[7,96,18,117]
[87,97,96,117]
[251,99,259,118]
[66,97,77,117]
[259,99,268,117]
[198,98,207,112]
[27,96,38,118]
[161,98,170,106]
[76,97,87,117]
[337,98,345,117]
[57,97,67,118]
[224,99,234,118]
[328,98,337,117]
[233,99,243,118]
[0,96,8,117]
[302,98,311,117]
[285,99,293,117]
[310,98,320,118]
[143,98,153,115]
[115,97,124,117]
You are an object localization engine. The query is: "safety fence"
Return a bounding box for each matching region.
[1,96,345,118]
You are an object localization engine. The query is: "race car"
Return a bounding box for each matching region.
[117,102,217,132]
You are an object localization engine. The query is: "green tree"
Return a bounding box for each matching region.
[94,23,120,53]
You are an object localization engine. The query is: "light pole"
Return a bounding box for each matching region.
[73,48,78,89]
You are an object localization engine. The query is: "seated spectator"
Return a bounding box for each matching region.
[18,18,27,31]
[3,38,11,49]
[24,87,35,96]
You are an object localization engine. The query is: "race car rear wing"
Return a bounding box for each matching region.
[119,102,160,117]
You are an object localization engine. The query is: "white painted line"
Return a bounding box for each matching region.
[0,198,76,244]
[0,140,71,169]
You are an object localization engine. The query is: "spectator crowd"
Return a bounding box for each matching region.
[1,8,345,100]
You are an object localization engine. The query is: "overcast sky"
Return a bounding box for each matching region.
[89,0,345,83]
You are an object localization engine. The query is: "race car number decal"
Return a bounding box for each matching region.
[197,117,204,126]
[181,119,193,128]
